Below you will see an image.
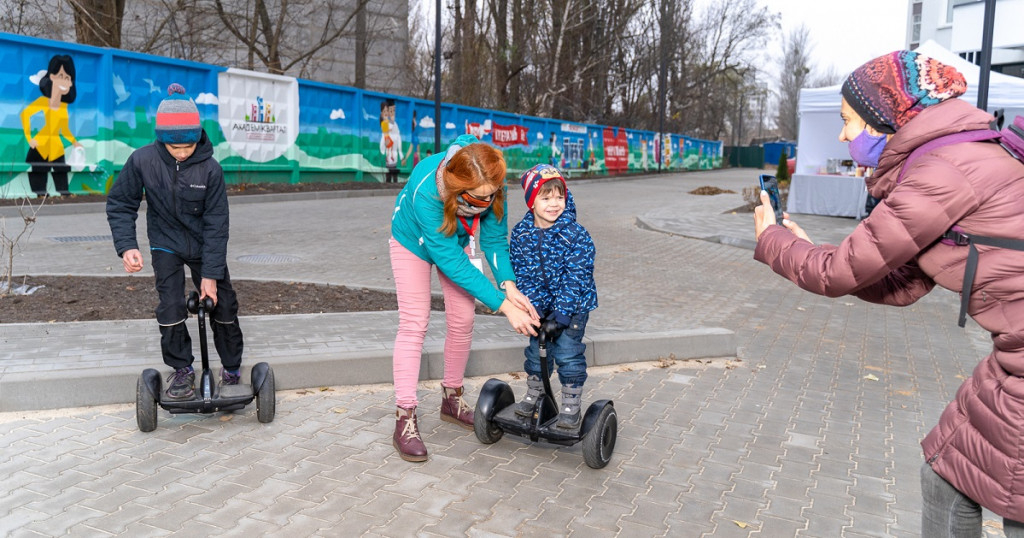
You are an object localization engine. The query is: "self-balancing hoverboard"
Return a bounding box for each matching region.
[473,328,617,468]
[135,291,275,431]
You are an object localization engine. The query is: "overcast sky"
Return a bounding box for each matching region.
[763,0,910,78]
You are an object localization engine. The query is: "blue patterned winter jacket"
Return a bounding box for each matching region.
[509,191,598,326]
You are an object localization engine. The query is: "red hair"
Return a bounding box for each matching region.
[438,144,506,236]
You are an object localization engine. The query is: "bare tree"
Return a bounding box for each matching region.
[122,0,230,64]
[402,0,779,141]
[487,0,533,112]
[404,0,435,99]
[776,24,813,141]
[0,196,44,297]
[0,0,74,40]
[813,64,844,87]
[66,0,125,47]
[210,0,370,75]
[445,0,494,108]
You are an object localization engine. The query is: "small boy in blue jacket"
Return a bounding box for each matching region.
[509,164,598,429]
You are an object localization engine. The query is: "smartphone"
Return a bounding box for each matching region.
[758,174,785,222]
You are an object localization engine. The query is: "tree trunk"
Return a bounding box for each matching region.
[70,0,125,48]
[490,0,510,110]
[355,3,367,88]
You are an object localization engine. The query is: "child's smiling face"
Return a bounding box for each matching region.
[532,189,565,229]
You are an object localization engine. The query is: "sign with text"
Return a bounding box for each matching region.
[602,127,628,171]
[218,68,299,163]
[491,122,529,148]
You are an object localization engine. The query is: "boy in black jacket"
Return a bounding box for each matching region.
[106,83,244,401]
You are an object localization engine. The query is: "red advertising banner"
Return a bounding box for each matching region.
[602,127,629,171]
[491,122,530,148]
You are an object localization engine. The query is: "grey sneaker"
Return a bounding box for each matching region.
[514,375,545,418]
[165,367,195,400]
[219,368,241,386]
[556,385,583,429]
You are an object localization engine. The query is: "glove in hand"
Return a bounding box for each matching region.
[540,319,566,342]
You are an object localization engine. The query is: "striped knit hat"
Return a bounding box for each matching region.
[155,83,201,144]
[841,51,967,134]
[520,164,567,210]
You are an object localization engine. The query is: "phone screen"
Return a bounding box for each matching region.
[758,174,785,222]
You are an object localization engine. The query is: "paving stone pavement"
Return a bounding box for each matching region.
[0,169,1007,536]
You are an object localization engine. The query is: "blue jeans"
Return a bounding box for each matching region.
[921,463,1024,537]
[523,312,588,388]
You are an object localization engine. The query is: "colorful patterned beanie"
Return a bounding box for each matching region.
[155,83,201,144]
[520,164,567,209]
[841,50,967,134]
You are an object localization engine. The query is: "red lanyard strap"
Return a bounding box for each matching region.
[459,215,479,237]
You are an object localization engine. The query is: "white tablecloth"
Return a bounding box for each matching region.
[787,174,868,218]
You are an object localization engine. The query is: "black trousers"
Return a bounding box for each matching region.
[26,148,70,195]
[385,166,399,183]
[152,249,243,370]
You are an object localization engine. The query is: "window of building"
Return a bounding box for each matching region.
[994,63,1024,79]
[959,50,980,65]
[912,2,922,47]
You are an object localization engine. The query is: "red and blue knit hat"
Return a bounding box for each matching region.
[520,164,567,209]
[155,83,201,144]
[841,50,967,134]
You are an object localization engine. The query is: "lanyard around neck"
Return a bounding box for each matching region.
[459,214,480,257]
[458,214,479,237]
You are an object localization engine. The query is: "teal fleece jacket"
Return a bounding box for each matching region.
[390,135,515,311]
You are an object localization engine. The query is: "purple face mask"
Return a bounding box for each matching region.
[848,128,887,168]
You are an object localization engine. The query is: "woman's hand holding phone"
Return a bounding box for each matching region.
[754,175,812,243]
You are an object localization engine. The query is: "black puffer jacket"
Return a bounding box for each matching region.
[106,130,230,279]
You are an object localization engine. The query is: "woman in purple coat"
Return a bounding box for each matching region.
[754,51,1024,537]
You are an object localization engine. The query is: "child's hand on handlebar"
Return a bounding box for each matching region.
[540,319,566,341]
[200,278,219,306]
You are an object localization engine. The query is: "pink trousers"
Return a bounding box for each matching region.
[390,238,477,408]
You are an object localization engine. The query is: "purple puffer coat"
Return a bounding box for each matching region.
[755,98,1024,521]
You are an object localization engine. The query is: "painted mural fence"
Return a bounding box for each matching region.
[0,32,723,198]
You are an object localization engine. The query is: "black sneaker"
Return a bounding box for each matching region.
[165,367,195,400]
[220,368,241,386]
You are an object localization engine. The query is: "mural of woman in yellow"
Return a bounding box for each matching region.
[20,54,81,196]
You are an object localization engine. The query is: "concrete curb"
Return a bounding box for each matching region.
[635,216,757,250]
[0,327,735,412]
[0,188,403,218]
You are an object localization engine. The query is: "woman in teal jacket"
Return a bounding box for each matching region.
[389,134,539,462]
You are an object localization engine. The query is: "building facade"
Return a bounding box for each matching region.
[907,0,1024,78]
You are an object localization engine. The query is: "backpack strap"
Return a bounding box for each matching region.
[942,230,1024,327]
[1002,121,1024,161]
[897,130,1002,184]
[901,127,1024,327]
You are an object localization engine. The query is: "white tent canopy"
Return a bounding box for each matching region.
[796,40,1024,176]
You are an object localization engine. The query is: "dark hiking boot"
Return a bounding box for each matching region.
[440,386,474,430]
[514,375,545,418]
[556,385,583,429]
[393,407,427,462]
[165,367,195,401]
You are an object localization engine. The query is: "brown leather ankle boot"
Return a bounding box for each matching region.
[440,386,474,430]
[393,407,427,462]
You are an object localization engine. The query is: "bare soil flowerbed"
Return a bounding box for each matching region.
[0,275,476,323]
[0,181,491,323]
